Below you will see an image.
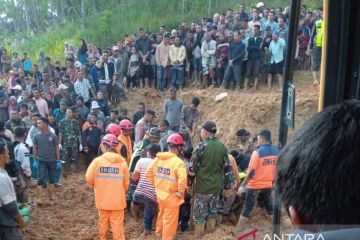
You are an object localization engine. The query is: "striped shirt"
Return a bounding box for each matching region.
[134,157,156,202]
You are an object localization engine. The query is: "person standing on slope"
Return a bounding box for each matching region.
[86,134,130,240]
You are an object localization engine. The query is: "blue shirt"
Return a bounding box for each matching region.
[53,108,67,124]
[264,21,278,33]
[269,38,286,63]
[23,59,32,72]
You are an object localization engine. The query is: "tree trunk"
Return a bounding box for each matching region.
[31,0,41,32]
[208,0,212,16]
[92,0,98,14]
[80,0,85,29]
[182,0,185,19]
[61,0,66,23]
[23,0,32,32]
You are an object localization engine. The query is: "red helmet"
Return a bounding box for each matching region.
[167,133,184,146]
[107,123,121,136]
[101,134,119,147]
[119,119,133,130]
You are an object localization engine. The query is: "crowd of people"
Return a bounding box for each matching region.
[0,2,327,240]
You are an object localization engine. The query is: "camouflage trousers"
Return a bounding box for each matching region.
[61,146,79,175]
[193,193,219,224]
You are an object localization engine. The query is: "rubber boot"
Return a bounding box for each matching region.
[144,78,149,89]
[195,223,205,238]
[131,203,140,221]
[254,78,259,90]
[48,183,55,201]
[206,218,216,233]
[36,186,43,205]
[244,78,249,91]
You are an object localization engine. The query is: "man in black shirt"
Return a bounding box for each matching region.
[132,102,146,125]
[95,50,116,102]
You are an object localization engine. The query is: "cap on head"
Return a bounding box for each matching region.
[60,99,68,106]
[91,101,100,109]
[12,85,22,91]
[58,84,68,90]
[147,127,161,138]
[202,121,217,134]
[74,61,82,68]
[236,128,250,137]
[256,2,265,8]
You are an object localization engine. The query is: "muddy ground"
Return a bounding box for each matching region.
[25,71,319,239]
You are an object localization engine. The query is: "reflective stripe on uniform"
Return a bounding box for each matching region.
[95,175,124,180]
[154,174,177,183]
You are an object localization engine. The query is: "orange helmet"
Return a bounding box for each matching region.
[167,133,184,146]
[107,123,121,136]
[119,119,133,130]
[101,134,119,147]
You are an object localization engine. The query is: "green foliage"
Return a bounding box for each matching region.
[2,0,322,62]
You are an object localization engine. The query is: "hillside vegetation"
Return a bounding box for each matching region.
[0,0,321,61]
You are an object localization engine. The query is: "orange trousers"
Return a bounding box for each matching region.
[97,209,125,240]
[155,200,180,240]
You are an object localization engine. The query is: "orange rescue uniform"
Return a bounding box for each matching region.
[118,133,132,164]
[86,152,130,240]
[246,144,278,189]
[146,152,187,240]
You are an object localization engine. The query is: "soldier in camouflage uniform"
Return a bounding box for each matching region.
[58,107,83,177]
[190,121,235,238]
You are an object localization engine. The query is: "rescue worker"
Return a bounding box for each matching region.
[308,7,323,85]
[99,123,126,158]
[118,119,133,165]
[235,129,278,235]
[146,133,187,240]
[86,134,130,240]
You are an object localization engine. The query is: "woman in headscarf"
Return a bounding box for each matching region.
[78,39,88,65]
